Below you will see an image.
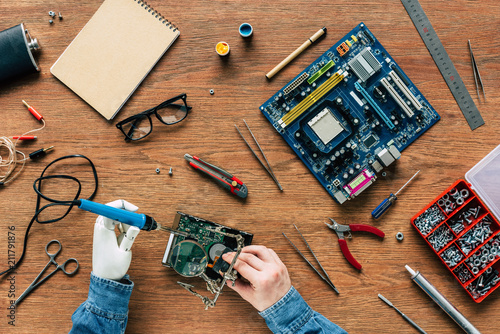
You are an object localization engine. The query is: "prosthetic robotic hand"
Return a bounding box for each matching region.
[92,199,141,281]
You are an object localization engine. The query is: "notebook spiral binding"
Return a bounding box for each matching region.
[135,0,178,31]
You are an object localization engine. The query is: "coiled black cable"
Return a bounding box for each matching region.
[0,154,98,276]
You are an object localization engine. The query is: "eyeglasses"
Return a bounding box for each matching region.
[116,93,192,141]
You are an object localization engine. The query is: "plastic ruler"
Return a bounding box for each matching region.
[401,0,484,130]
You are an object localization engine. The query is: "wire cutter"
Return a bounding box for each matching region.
[325,218,384,270]
[185,154,248,198]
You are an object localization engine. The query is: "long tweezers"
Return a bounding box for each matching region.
[283,224,339,293]
[468,40,486,102]
[235,120,283,191]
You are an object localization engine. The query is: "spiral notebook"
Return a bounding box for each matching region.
[51,0,180,120]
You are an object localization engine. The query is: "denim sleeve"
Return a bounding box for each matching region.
[259,286,347,334]
[69,272,133,334]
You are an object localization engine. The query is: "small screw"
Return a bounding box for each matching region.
[58,12,63,20]
[209,89,214,95]
[49,19,54,24]
[396,232,404,241]
[169,167,173,175]
[156,168,160,174]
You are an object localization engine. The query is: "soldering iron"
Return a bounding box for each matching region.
[77,199,184,234]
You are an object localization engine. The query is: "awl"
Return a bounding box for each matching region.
[185,154,248,198]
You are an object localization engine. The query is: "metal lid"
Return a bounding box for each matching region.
[465,144,500,221]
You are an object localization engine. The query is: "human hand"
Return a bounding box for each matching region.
[92,199,141,281]
[222,245,291,312]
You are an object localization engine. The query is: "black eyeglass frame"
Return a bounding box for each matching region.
[115,93,192,141]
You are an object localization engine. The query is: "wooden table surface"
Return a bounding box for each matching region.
[1,0,499,333]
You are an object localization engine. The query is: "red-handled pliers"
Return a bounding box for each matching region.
[325,218,385,270]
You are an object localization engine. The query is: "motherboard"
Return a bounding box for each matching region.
[260,23,440,204]
[162,212,253,309]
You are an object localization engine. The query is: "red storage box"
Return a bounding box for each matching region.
[411,145,500,302]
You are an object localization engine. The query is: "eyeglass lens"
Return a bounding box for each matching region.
[121,114,152,140]
[156,102,188,124]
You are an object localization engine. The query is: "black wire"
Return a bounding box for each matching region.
[0,154,98,276]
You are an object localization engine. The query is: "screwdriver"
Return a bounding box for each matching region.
[372,170,420,219]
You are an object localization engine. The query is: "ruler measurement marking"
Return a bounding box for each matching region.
[401,0,484,130]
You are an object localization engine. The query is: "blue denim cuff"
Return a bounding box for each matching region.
[86,272,134,320]
[258,286,313,333]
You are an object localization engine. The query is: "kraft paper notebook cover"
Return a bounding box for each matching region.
[51,0,180,120]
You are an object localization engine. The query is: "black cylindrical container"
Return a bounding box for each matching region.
[0,23,40,82]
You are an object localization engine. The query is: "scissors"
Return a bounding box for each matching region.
[15,240,79,305]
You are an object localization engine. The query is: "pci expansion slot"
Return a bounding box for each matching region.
[389,71,423,110]
[380,77,414,118]
[355,81,395,130]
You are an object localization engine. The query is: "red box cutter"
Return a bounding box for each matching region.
[325,218,384,270]
[185,154,248,199]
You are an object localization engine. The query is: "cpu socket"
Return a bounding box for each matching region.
[308,108,345,145]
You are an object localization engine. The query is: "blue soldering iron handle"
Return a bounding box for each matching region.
[371,194,397,219]
[78,199,157,231]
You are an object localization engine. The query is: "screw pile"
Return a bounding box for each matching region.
[453,264,473,284]
[428,224,454,252]
[448,205,482,234]
[458,216,493,255]
[441,245,463,268]
[414,205,445,236]
[465,233,500,275]
[468,268,500,300]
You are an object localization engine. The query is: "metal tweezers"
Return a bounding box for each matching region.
[235,120,283,191]
[283,224,339,293]
[468,40,486,102]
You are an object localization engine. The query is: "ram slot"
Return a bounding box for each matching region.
[279,70,345,128]
[354,82,395,130]
[380,77,415,118]
[283,72,309,95]
[388,71,423,110]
